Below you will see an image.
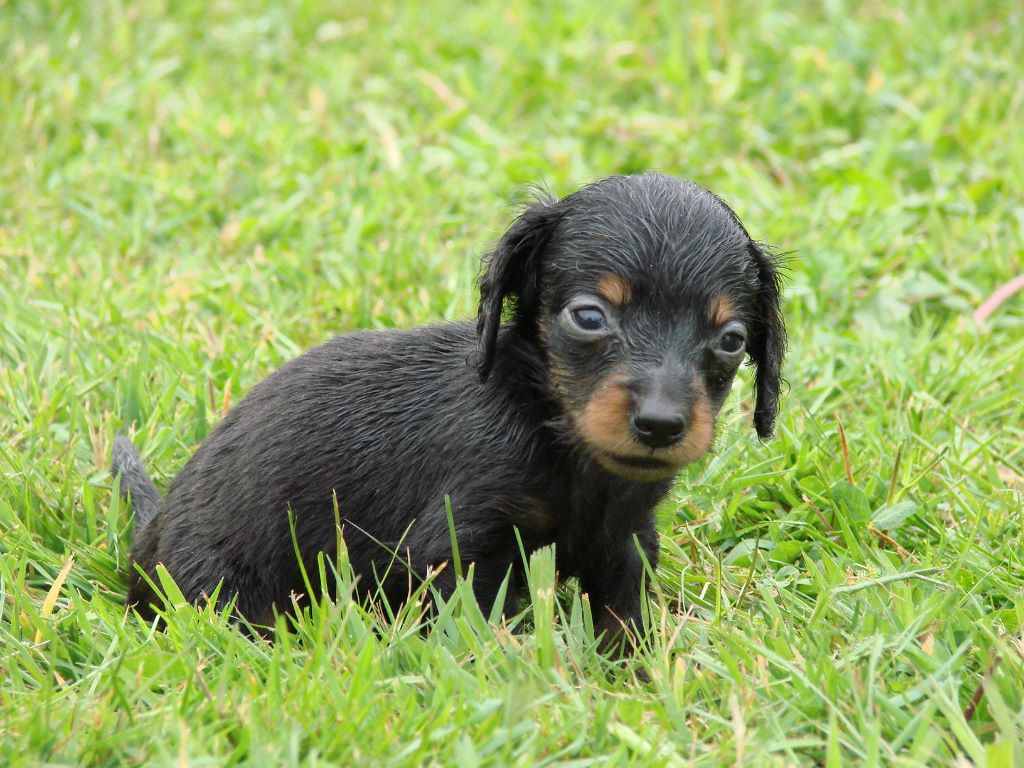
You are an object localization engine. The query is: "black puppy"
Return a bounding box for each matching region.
[114,173,785,651]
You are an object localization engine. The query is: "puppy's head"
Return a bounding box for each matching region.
[478,173,786,481]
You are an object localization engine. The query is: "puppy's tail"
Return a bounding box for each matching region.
[111,435,161,531]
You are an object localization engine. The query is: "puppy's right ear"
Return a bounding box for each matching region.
[476,193,561,379]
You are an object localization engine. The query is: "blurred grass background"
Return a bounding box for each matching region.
[1,0,1022,764]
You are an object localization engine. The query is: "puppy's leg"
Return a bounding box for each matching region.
[579,520,659,658]
[415,527,521,622]
[424,554,519,619]
[472,557,521,621]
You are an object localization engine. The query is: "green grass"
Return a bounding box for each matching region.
[2,0,1023,764]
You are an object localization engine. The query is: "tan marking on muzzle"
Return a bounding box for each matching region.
[576,373,717,481]
[662,396,715,464]
[576,373,636,455]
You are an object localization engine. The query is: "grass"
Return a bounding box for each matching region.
[1,0,1023,764]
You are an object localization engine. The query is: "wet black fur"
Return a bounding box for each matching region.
[115,173,786,650]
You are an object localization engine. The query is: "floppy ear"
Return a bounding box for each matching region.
[747,242,787,439]
[476,195,561,379]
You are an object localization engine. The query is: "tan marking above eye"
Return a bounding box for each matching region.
[596,273,632,308]
[710,295,737,326]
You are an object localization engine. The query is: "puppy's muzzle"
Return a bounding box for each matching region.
[630,399,685,449]
[628,362,696,449]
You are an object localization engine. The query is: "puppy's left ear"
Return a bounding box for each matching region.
[748,242,787,439]
[476,194,561,379]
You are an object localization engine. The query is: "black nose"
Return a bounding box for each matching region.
[631,405,686,449]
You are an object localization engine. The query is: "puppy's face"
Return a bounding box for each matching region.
[478,173,786,482]
[542,272,748,481]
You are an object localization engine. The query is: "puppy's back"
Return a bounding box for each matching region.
[127,322,554,620]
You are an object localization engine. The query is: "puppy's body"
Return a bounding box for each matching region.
[127,324,664,633]
[118,173,785,648]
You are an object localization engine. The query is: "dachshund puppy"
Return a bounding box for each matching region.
[114,173,785,652]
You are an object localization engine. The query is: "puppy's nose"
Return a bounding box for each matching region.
[631,405,686,449]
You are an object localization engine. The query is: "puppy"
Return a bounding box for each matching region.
[114,173,785,651]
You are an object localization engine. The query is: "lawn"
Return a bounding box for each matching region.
[2,0,1023,764]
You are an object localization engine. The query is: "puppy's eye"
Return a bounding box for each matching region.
[570,307,607,332]
[718,331,746,354]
